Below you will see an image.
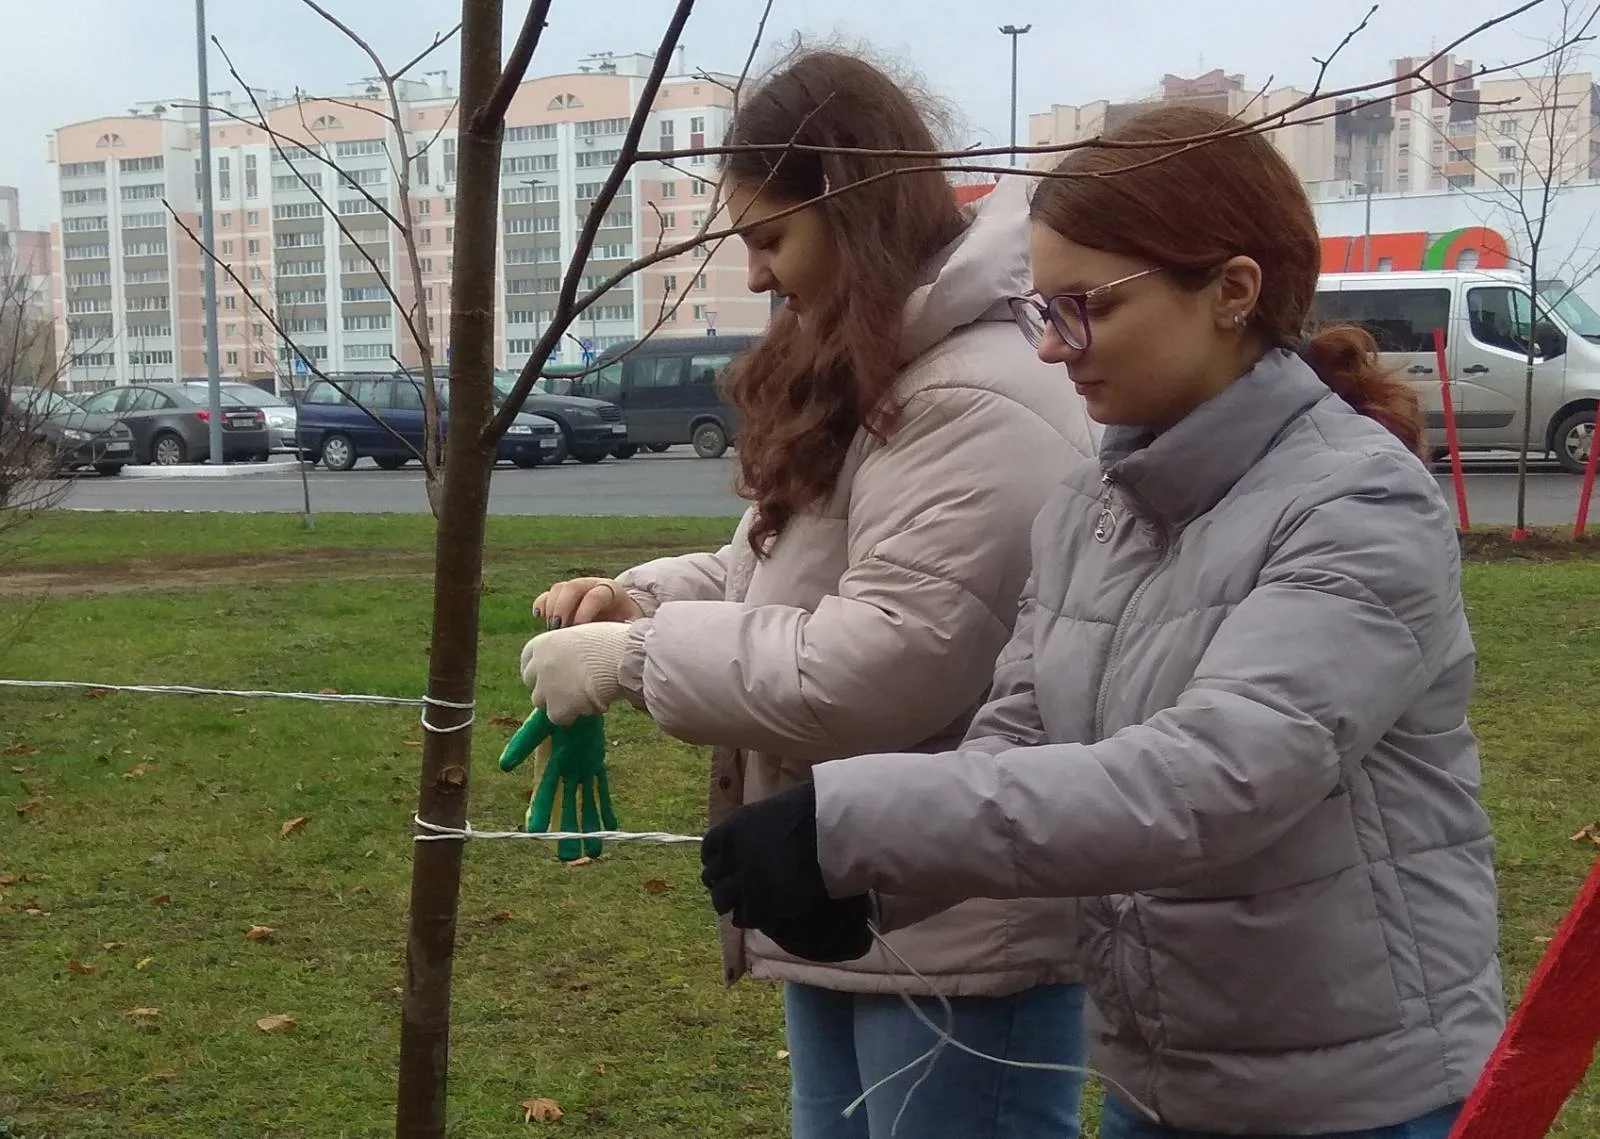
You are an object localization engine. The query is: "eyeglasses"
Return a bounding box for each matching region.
[1008,266,1165,351]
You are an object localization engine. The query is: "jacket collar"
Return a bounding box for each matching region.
[1099,349,1330,529]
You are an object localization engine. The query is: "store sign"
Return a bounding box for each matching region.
[1320,226,1511,273]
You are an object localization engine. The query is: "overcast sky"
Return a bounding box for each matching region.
[1,0,1582,226]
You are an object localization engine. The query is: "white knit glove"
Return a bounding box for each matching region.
[519,622,630,726]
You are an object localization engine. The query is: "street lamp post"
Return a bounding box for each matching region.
[195,0,224,464]
[999,24,1033,169]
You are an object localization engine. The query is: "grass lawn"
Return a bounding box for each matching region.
[1,513,1597,1138]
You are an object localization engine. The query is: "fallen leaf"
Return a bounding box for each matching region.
[348,884,369,896]
[318,687,340,696]
[230,707,248,716]
[123,763,157,779]
[595,1063,605,1076]
[151,894,172,906]
[148,1069,178,1081]
[245,925,276,942]
[1569,822,1600,847]
[126,1007,161,1019]
[491,715,524,729]
[643,878,671,895]
[255,1013,296,1033]
[85,687,113,699]
[1535,935,1554,944]
[10,765,27,773]
[403,740,423,748]
[1,743,39,756]
[565,856,594,868]
[0,874,26,886]
[102,941,126,951]
[280,816,310,838]
[24,904,49,917]
[67,960,96,975]
[776,1049,790,1061]
[520,1097,564,1123]
[136,957,153,970]
[492,909,515,923]
[15,799,44,816]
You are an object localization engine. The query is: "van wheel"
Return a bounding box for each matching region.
[1553,407,1595,474]
[321,432,358,472]
[613,444,639,459]
[94,463,125,477]
[647,443,671,454]
[691,421,729,459]
[373,455,408,470]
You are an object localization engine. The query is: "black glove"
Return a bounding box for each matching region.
[700,781,873,963]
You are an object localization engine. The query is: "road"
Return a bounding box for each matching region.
[44,452,1592,528]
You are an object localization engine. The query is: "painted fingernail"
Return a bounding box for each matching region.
[548,617,562,630]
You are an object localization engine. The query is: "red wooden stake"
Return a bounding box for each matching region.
[1448,857,1600,1139]
[1574,407,1599,538]
[1434,327,1470,531]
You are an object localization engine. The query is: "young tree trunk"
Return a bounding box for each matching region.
[1515,250,1540,539]
[394,0,503,1134]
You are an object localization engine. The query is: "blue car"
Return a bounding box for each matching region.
[295,374,561,471]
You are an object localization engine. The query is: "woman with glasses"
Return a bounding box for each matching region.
[517,49,1100,1139]
[701,103,1503,1139]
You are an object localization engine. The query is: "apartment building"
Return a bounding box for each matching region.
[1027,55,1600,208]
[1027,68,1343,184]
[46,52,763,393]
[1,186,51,310]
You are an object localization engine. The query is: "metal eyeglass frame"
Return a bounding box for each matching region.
[1008,266,1166,350]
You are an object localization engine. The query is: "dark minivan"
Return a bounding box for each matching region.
[581,335,754,458]
[295,374,561,471]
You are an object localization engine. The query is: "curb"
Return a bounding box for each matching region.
[122,461,303,479]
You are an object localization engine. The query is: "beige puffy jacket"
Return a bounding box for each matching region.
[614,176,1099,994]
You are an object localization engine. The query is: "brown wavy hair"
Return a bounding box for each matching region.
[1029,105,1427,459]
[720,50,966,554]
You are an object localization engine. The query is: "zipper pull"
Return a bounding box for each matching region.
[1094,474,1117,543]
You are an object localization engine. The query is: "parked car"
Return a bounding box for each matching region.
[1,386,134,475]
[75,383,270,466]
[488,370,628,463]
[581,335,753,458]
[181,381,298,452]
[1313,270,1599,472]
[294,374,562,471]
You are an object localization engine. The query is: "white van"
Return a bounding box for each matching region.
[1313,270,1598,472]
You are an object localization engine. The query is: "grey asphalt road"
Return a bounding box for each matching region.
[45,452,1591,528]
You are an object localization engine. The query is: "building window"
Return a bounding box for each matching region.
[245,154,258,198]
[507,124,558,141]
[691,180,706,196]
[333,139,386,158]
[217,156,231,198]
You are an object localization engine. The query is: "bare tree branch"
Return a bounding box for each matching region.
[485,0,695,442]
[163,204,425,464]
[471,0,554,134]
[394,24,463,81]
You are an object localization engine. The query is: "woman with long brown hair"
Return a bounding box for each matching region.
[700,105,1505,1138]
[518,49,1100,1139]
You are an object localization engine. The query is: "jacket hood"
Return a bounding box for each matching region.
[899,175,1034,363]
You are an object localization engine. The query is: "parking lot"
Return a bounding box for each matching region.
[43,450,1593,526]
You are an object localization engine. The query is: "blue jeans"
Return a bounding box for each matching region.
[783,981,1087,1139]
[1099,1097,1463,1139]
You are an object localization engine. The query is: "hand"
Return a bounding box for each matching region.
[533,577,643,629]
[519,622,630,726]
[700,782,873,963]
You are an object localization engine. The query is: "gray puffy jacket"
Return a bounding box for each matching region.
[813,350,1504,1132]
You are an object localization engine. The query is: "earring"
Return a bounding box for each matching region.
[1233,312,1247,330]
